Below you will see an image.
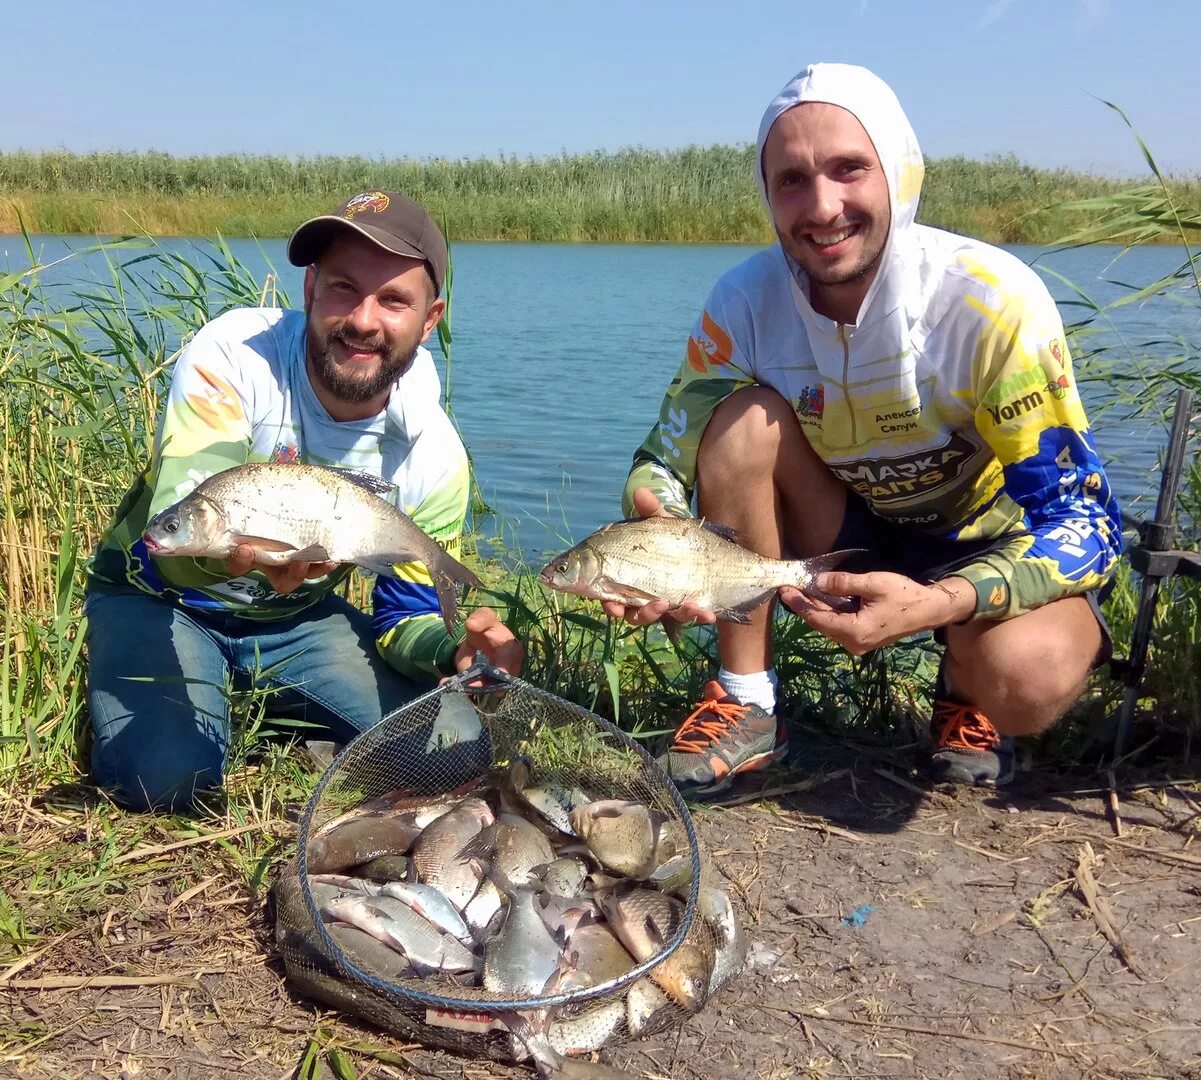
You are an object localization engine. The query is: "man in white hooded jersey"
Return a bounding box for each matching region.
[609,64,1121,792]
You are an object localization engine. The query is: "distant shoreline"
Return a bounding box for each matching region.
[2,148,1197,246]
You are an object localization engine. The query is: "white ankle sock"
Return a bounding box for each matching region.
[717,668,778,713]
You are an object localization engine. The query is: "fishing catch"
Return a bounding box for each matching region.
[142,461,481,630]
[278,755,744,1076]
[539,516,860,620]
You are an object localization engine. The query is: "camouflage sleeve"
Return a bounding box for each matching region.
[373,445,471,681]
[951,291,1122,620]
[622,298,756,518]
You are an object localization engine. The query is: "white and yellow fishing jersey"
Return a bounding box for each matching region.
[625,63,1121,620]
[89,307,471,678]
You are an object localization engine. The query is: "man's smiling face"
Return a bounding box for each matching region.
[303,231,442,409]
[762,102,891,316]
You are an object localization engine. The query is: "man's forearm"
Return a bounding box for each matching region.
[926,576,977,628]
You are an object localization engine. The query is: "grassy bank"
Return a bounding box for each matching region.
[2,147,1200,244]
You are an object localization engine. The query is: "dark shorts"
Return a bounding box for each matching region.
[832,495,1113,666]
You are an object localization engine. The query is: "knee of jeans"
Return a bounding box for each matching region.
[92,723,224,812]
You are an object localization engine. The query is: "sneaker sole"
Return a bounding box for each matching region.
[931,760,1015,788]
[681,743,789,798]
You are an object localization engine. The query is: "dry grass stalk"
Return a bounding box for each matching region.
[1072,842,1145,979]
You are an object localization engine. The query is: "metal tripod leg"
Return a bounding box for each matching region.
[1112,387,1197,760]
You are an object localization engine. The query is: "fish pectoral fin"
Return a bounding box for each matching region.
[290,543,334,563]
[713,607,753,624]
[641,912,666,947]
[456,825,498,863]
[231,534,300,554]
[599,579,661,605]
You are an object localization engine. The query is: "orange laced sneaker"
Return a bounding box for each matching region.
[657,681,786,796]
[930,698,1015,787]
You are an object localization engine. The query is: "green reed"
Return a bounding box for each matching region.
[3,147,1198,245]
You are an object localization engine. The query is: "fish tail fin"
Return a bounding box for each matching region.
[791,548,867,613]
[441,550,484,591]
[434,571,464,634]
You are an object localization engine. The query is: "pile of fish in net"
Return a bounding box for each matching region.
[273,659,747,1076]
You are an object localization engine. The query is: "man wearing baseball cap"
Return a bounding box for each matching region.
[85,191,521,812]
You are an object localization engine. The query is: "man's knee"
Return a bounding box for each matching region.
[91,710,226,812]
[699,386,799,473]
[698,386,833,507]
[946,614,1096,734]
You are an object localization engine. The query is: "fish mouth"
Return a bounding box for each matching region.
[536,567,554,586]
[142,534,161,554]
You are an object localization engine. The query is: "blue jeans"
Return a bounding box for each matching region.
[86,588,433,811]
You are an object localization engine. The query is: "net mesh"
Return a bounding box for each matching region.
[273,660,743,1064]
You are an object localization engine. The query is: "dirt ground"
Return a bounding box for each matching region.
[4,737,1201,1080]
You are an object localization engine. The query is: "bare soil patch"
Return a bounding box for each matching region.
[4,743,1201,1080]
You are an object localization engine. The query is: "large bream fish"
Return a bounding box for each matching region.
[143,462,481,630]
[540,516,859,621]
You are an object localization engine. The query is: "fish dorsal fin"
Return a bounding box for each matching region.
[312,464,394,497]
[699,518,739,544]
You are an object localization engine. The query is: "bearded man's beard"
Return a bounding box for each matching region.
[306,323,417,403]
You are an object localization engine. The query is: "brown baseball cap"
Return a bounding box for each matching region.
[287,190,448,296]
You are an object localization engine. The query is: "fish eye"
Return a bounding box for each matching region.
[163,516,179,534]
[556,562,569,574]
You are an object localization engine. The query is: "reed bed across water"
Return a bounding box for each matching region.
[3,147,1199,244]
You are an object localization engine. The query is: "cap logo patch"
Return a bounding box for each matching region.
[343,191,390,218]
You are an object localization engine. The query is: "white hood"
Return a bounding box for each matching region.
[754,63,926,326]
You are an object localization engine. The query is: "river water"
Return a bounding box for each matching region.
[4,235,1196,557]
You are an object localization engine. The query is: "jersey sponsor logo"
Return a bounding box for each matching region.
[831,431,981,505]
[658,407,688,459]
[1045,373,1069,400]
[986,389,1045,425]
[885,509,942,526]
[272,442,299,464]
[1050,338,1064,365]
[686,311,734,372]
[343,191,390,217]
[796,384,824,420]
[980,363,1070,409]
[186,365,244,429]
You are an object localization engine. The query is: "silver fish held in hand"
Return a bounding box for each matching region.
[539,516,861,620]
[142,461,481,631]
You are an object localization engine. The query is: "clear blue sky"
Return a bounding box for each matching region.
[9,0,1198,175]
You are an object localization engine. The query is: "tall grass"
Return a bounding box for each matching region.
[2,147,1198,245]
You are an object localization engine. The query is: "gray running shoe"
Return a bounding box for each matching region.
[929,697,1016,787]
[658,681,787,797]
